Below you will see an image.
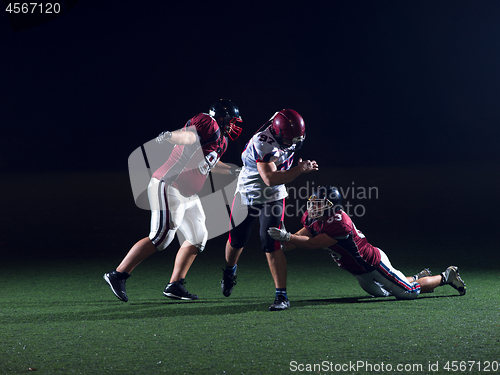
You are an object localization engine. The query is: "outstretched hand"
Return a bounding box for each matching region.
[267,227,291,242]
[156,131,172,144]
[298,158,319,173]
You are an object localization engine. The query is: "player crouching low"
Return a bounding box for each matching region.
[268,186,466,299]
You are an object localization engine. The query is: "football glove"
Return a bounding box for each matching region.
[156,131,172,144]
[267,227,291,242]
[228,166,242,177]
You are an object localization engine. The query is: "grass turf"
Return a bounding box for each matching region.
[1,247,499,375]
[1,166,499,374]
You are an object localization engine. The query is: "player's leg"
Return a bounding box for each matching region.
[221,197,257,297]
[116,237,158,274]
[261,200,287,287]
[373,249,421,300]
[103,179,166,302]
[225,241,244,268]
[163,241,201,300]
[356,273,391,297]
[151,184,187,250]
[261,199,289,311]
[265,250,289,310]
[164,196,207,300]
[169,241,200,282]
[265,250,287,288]
[225,193,253,266]
[117,179,170,273]
[416,266,466,295]
[169,195,207,280]
[409,268,432,283]
[417,275,443,293]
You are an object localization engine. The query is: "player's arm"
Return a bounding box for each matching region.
[268,226,337,250]
[156,130,197,145]
[288,232,337,250]
[280,227,312,251]
[257,158,318,187]
[211,161,241,176]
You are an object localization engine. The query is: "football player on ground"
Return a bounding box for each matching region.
[104,99,243,302]
[268,186,466,299]
[220,109,318,311]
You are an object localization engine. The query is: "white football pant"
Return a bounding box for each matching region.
[147,179,208,252]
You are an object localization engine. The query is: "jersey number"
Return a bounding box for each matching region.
[258,134,276,145]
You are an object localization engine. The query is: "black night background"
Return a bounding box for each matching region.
[1,1,499,266]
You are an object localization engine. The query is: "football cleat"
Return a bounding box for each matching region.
[221,265,237,297]
[103,270,130,302]
[441,266,466,296]
[163,278,199,300]
[269,294,290,311]
[413,268,432,280]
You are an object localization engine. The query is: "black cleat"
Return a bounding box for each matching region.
[269,294,290,311]
[103,270,130,302]
[221,265,237,297]
[163,278,199,300]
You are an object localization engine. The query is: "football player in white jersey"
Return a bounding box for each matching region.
[221,109,318,311]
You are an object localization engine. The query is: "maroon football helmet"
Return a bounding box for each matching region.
[269,109,306,149]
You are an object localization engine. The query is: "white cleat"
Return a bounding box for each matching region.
[441,266,466,296]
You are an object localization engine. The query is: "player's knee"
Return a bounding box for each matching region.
[193,243,205,252]
[154,240,170,251]
[150,228,178,251]
[262,242,280,253]
[228,230,247,249]
[230,239,245,249]
[394,282,421,300]
[260,232,281,253]
[186,230,208,253]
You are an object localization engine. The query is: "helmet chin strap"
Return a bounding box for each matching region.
[254,112,279,135]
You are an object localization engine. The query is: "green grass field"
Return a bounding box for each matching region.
[1,244,499,375]
[1,166,499,374]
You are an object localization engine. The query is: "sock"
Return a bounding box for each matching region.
[225,264,237,275]
[276,288,287,299]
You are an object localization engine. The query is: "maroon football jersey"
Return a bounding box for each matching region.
[301,210,381,275]
[152,113,227,196]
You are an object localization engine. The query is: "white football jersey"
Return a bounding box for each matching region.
[236,126,294,205]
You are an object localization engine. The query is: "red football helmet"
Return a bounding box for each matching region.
[269,109,306,149]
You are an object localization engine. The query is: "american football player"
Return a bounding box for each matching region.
[104,99,243,302]
[220,109,319,311]
[268,185,466,299]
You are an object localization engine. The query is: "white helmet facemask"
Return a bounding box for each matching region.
[307,195,334,219]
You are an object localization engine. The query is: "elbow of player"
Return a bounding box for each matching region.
[260,175,275,187]
[263,179,273,187]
